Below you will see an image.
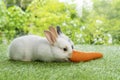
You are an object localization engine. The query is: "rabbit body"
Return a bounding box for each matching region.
[9,35,72,62]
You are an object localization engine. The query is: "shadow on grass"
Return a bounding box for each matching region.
[5,59,78,68]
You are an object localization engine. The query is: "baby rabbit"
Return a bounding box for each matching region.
[8,27,72,62]
[56,26,74,49]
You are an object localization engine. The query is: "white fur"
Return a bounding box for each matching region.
[8,35,72,62]
[59,33,74,46]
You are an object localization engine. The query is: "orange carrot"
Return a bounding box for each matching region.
[70,50,103,62]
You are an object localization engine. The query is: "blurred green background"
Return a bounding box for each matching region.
[0,0,120,45]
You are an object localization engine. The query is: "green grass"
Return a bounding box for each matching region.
[0,44,120,80]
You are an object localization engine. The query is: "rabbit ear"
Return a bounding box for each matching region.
[44,30,56,45]
[56,26,62,35]
[49,26,58,38]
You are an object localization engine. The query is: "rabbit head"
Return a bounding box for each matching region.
[44,27,73,61]
[56,26,74,49]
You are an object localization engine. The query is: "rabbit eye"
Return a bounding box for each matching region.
[63,48,67,51]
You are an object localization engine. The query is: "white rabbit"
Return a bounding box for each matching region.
[56,26,74,49]
[8,27,72,62]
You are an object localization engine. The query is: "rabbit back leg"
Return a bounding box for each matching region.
[9,41,33,61]
[21,49,33,61]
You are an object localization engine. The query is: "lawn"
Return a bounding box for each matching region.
[0,44,120,80]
